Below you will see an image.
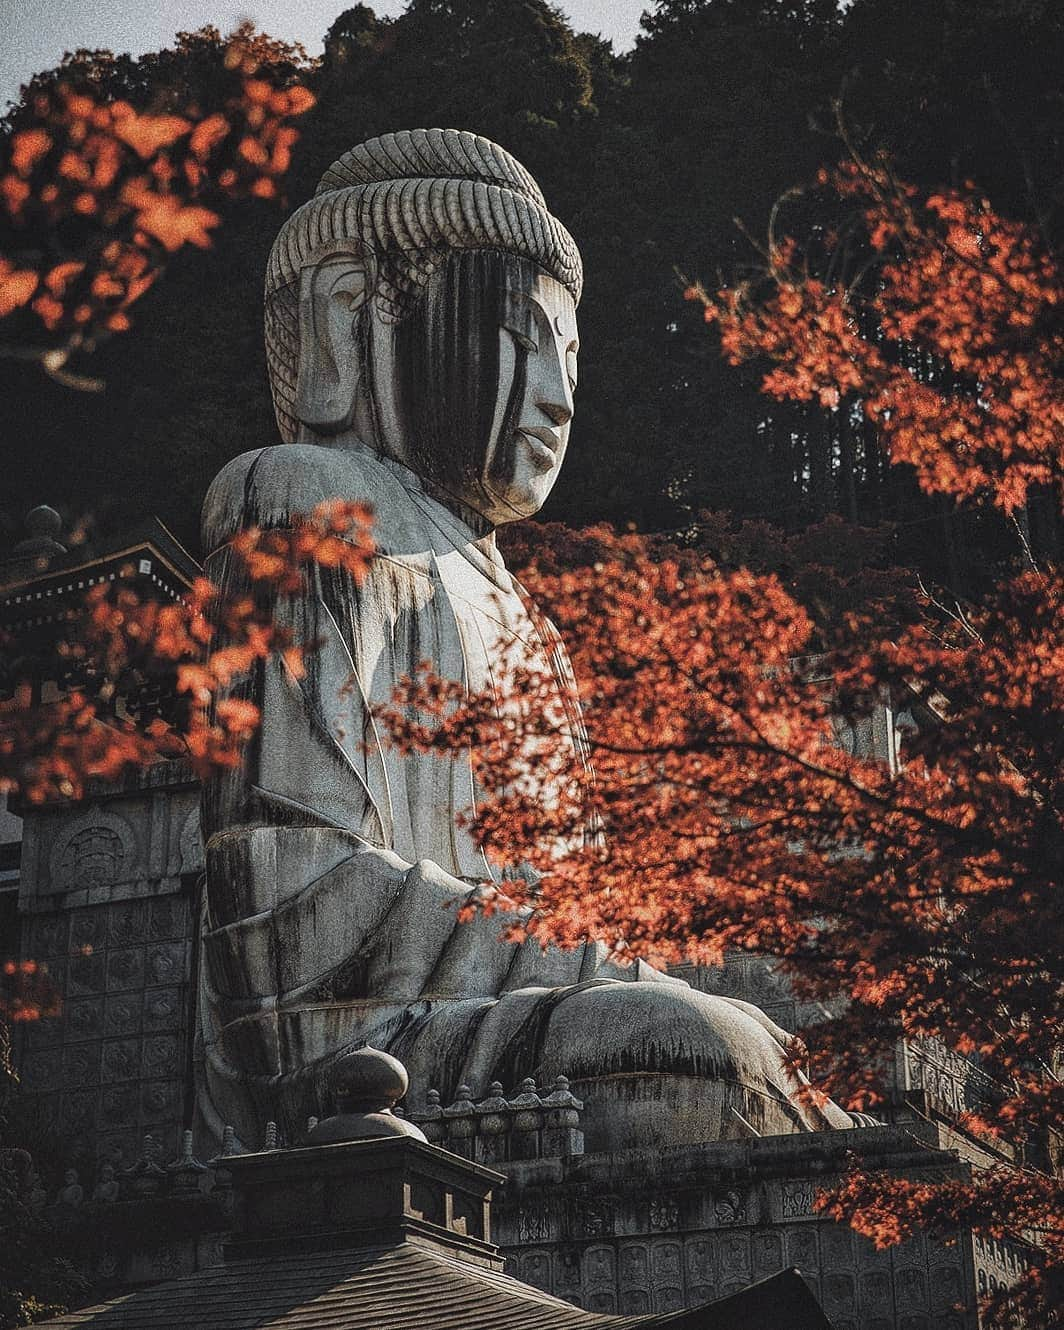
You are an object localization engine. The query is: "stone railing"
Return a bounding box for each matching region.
[22,1131,213,1213]
[25,1073,586,1219]
[902,1038,1000,1121]
[407,1076,585,1163]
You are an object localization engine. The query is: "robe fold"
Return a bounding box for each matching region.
[196,442,854,1150]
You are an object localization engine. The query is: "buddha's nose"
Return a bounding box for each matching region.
[538,397,573,427]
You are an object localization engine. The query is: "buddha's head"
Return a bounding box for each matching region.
[265,129,582,529]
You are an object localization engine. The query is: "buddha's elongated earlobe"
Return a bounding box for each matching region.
[294,252,373,435]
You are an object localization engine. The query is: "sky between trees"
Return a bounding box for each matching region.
[1,0,645,111]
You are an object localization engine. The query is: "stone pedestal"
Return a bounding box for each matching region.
[23,1130,840,1330]
[223,1136,502,1265]
[494,1122,984,1328]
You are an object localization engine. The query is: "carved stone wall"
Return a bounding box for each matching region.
[15,762,202,1168]
[494,1125,982,1329]
[9,762,1006,1330]
[972,1234,1029,1306]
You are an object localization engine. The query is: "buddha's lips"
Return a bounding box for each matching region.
[517,426,562,469]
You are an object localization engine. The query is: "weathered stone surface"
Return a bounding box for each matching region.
[494,1123,981,1327]
[302,1046,428,1145]
[197,130,856,1153]
[15,762,199,1161]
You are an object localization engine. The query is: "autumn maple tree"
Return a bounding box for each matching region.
[0,23,315,387]
[0,498,375,811]
[0,30,377,1001]
[0,25,380,815]
[379,155,1062,1324]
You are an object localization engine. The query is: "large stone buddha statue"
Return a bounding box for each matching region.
[197,129,856,1152]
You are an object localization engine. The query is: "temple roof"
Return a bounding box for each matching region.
[35,1244,831,1330]
[0,513,199,608]
[24,971,835,1330]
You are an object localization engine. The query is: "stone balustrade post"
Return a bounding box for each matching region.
[508,1078,544,1160]
[121,1134,167,1199]
[167,1128,208,1194]
[474,1081,510,1164]
[442,1085,477,1159]
[207,1125,240,1219]
[408,1089,444,1145]
[541,1074,584,1157]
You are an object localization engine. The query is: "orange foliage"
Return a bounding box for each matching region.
[112,113,192,159]
[0,261,38,317]
[189,113,229,159]
[377,164,1062,1322]
[0,24,316,367]
[0,501,374,805]
[10,129,51,175]
[0,958,62,1025]
[690,160,1063,516]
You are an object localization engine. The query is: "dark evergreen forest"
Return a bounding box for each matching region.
[2,0,1061,586]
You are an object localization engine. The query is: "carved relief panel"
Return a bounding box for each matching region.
[498,1166,981,1328]
[15,774,199,1171]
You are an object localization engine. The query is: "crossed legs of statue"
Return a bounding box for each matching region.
[198,828,854,1150]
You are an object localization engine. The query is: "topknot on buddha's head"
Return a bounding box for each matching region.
[314,128,548,207]
[264,128,582,443]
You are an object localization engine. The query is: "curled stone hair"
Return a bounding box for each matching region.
[264,128,582,443]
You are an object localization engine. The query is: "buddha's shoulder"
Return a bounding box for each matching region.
[202,444,406,552]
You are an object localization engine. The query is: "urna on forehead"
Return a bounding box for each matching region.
[265,129,583,306]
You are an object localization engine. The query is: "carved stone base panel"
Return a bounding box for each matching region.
[497,1125,982,1329]
[14,771,198,1172]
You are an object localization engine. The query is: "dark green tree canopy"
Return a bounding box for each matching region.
[1,0,1060,580]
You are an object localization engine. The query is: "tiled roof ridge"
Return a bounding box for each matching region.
[37,1239,615,1329]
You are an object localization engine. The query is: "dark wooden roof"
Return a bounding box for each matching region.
[0,516,200,605]
[35,1245,830,1330]
[615,1269,833,1328]
[40,1241,598,1330]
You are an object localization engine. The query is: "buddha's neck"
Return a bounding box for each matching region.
[417,475,496,539]
[300,426,500,546]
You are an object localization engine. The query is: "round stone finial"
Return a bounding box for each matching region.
[12,504,66,558]
[332,1046,409,1113]
[301,1047,427,1146]
[25,505,62,540]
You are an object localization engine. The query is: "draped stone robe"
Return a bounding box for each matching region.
[197,442,855,1150]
